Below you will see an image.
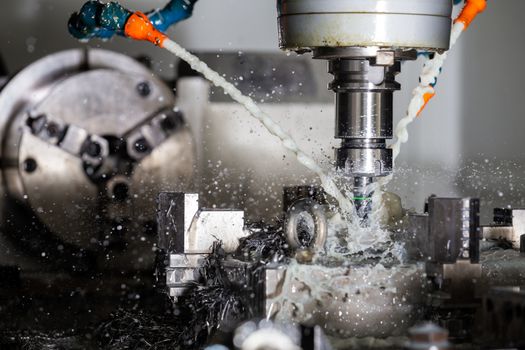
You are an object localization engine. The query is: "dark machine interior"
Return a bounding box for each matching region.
[1,1,525,349]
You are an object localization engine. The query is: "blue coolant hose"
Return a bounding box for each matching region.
[68,0,198,41]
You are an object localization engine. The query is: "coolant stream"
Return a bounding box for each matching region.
[162,39,357,222]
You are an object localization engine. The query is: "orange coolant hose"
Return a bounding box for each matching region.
[455,0,487,29]
[124,12,168,47]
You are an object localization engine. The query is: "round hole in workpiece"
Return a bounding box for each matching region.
[112,182,130,202]
[23,158,38,173]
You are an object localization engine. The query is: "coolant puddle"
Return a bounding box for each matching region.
[268,259,427,343]
[265,210,428,344]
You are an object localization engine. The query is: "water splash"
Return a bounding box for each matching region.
[161,36,405,246]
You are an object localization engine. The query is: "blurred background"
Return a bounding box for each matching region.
[0,0,524,222]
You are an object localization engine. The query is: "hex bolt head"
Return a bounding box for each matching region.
[161,116,177,131]
[26,114,47,134]
[85,141,102,157]
[134,137,149,153]
[46,122,60,138]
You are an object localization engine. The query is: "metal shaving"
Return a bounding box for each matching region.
[1,223,291,349]
[95,243,255,349]
[96,309,183,349]
[0,330,85,350]
[235,221,291,264]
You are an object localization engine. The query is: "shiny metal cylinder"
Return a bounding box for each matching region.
[335,92,393,139]
[327,54,407,220]
[278,0,453,52]
[329,58,401,92]
[337,147,392,177]
[330,57,399,178]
